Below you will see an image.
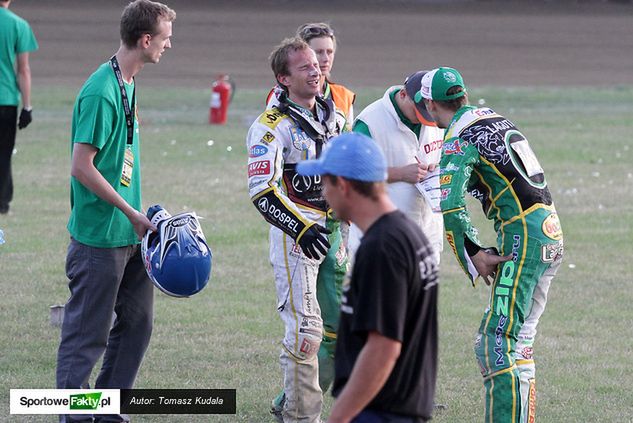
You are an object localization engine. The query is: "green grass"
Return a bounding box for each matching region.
[1,84,632,422]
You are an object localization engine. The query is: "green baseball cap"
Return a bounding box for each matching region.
[416,67,467,101]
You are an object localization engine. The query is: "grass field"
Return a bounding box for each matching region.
[1,83,632,422]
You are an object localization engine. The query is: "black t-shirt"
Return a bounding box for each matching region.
[332,210,439,419]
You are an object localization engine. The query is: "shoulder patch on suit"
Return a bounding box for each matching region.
[261,131,276,144]
[259,108,287,129]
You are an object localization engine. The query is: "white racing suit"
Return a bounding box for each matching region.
[247,94,346,422]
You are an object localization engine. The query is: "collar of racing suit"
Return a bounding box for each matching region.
[277,91,340,157]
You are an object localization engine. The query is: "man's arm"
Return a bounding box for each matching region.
[327,331,401,423]
[71,143,155,239]
[440,137,486,284]
[16,53,33,129]
[246,118,330,258]
[387,161,435,184]
[17,53,31,109]
[470,249,512,286]
[353,119,432,183]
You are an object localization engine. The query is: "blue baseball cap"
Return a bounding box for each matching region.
[297,132,387,182]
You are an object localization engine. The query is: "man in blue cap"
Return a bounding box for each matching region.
[298,132,439,423]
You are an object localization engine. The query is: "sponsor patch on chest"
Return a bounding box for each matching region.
[289,126,311,151]
[423,139,443,154]
[443,138,468,156]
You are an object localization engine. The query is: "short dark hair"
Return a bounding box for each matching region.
[325,175,382,201]
[432,86,468,112]
[120,0,176,48]
[296,22,337,50]
[269,37,310,81]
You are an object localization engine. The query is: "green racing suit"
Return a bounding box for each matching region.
[440,105,564,423]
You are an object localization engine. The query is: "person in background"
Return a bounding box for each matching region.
[0,0,38,215]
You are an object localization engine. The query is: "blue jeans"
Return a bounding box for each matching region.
[56,238,154,422]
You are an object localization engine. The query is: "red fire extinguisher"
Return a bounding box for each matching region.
[209,74,234,125]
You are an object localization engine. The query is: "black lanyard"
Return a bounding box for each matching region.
[110,55,136,145]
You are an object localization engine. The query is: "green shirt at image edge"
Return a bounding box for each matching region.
[0,8,39,106]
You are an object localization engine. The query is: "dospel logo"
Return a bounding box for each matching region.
[70,392,104,410]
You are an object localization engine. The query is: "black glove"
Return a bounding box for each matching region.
[18,108,32,129]
[296,224,331,260]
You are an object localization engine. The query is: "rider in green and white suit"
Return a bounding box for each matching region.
[421,67,564,423]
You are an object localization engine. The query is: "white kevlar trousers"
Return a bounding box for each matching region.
[270,226,323,423]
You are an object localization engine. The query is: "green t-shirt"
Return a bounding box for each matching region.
[68,62,142,248]
[352,89,421,138]
[0,7,38,106]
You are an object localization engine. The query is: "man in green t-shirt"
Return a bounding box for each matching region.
[0,0,38,214]
[56,2,175,422]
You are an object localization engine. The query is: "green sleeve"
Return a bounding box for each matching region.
[440,136,483,284]
[73,95,115,150]
[17,20,38,53]
[352,119,372,139]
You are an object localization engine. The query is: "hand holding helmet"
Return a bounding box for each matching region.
[141,205,213,297]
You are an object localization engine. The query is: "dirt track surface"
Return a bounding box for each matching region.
[12,0,633,89]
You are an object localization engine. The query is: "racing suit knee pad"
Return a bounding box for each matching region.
[284,333,322,363]
[474,326,516,378]
[280,336,323,423]
[514,345,535,382]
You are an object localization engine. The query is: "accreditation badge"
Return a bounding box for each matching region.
[120,148,134,187]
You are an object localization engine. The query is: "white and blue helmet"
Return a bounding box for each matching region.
[141,205,212,297]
